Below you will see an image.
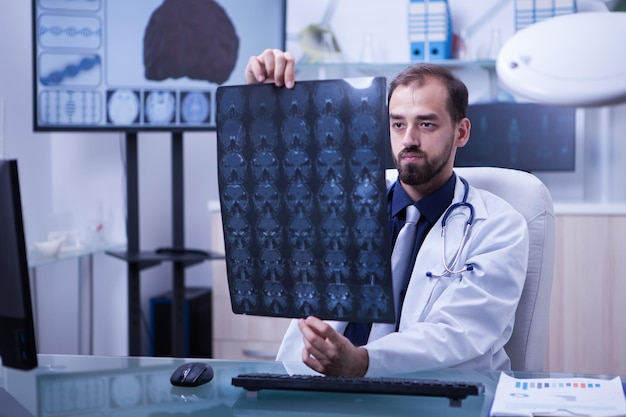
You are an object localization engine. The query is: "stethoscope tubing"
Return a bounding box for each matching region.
[426,177,475,278]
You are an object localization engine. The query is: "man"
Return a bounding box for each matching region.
[245,49,529,378]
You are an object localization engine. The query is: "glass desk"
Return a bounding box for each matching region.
[3,354,623,417]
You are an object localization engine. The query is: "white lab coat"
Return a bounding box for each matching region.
[276,174,529,376]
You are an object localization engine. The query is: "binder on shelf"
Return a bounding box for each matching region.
[408,0,452,62]
[515,0,577,32]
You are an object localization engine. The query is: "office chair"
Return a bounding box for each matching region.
[455,167,555,372]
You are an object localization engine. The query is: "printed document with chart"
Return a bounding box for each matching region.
[490,372,626,417]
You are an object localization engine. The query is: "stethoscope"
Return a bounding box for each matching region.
[425,177,475,278]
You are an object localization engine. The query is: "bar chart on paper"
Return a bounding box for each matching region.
[491,373,626,417]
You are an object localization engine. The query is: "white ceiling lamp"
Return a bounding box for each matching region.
[496,11,626,106]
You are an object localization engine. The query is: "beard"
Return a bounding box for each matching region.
[393,138,454,186]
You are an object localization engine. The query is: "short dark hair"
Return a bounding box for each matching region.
[388,63,468,123]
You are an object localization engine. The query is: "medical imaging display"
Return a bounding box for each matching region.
[455,103,576,172]
[32,0,284,131]
[143,0,239,84]
[216,78,395,323]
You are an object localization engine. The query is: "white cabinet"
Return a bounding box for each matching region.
[546,214,626,375]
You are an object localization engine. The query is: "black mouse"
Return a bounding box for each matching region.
[170,362,214,387]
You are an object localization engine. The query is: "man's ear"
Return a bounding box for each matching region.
[455,117,471,148]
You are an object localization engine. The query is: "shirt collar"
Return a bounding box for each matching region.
[390,173,457,224]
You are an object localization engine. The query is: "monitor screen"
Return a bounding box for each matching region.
[32,0,286,132]
[455,102,576,172]
[0,160,38,370]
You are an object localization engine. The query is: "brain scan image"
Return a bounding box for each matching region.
[289,250,318,282]
[262,280,288,314]
[314,114,344,149]
[322,250,351,283]
[354,217,385,251]
[107,89,139,125]
[219,151,247,184]
[352,180,382,218]
[145,90,175,124]
[348,80,382,113]
[284,183,314,218]
[349,113,380,148]
[225,216,251,249]
[181,91,210,124]
[251,150,280,184]
[287,217,315,250]
[281,117,310,149]
[228,248,255,281]
[317,182,347,217]
[252,184,281,217]
[217,77,393,322]
[256,217,283,250]
[219,118,246,152]
[349,148,382,182]
[313,80,344,115]
[316,149,346,183]
[249,86,277,119]
[355,251,387,283]
[279,83,309,117]
[231,278,257,311]
[325,283,353,318]
[143,0,239,84]
[293,281,320,316]
[259,248,284,281]
[221,184,249,216]
[250,118,278,150]
[320,217,349,251]
[283,149,313,183]
[217,88,245,121]
[357,284,391,320]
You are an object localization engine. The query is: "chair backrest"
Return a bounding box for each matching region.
[455,167,555,372]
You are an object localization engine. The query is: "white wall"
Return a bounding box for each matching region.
[1,2,219,356]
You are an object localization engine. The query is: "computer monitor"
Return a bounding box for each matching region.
[0,159,38,370]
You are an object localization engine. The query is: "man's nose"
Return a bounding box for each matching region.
[402,126,420,147]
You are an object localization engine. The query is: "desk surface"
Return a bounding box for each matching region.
[1,354,622,417]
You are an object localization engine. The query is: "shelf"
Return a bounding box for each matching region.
[28,242,125,268]
[296,59,496,80]
[106,249,224,271]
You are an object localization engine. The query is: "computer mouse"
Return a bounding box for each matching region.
[170,362,214,387]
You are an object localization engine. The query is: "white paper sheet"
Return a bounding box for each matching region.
[490,373,626,417]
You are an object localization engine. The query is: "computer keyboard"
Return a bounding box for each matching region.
[231,373,484,407]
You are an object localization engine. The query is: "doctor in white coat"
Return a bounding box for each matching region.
[245,49,529,378]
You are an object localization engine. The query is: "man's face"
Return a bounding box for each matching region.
[388,79,469,195]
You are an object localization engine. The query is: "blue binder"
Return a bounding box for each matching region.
[408,0,453,61]
[515,0,578,31]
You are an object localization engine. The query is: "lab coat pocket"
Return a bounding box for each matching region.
[416,272,462,323]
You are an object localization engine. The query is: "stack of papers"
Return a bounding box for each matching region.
[491,373,626,417]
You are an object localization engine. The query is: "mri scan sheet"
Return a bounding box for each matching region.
[216,77,394,323]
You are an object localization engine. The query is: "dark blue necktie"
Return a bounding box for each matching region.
[345,205,421,346]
